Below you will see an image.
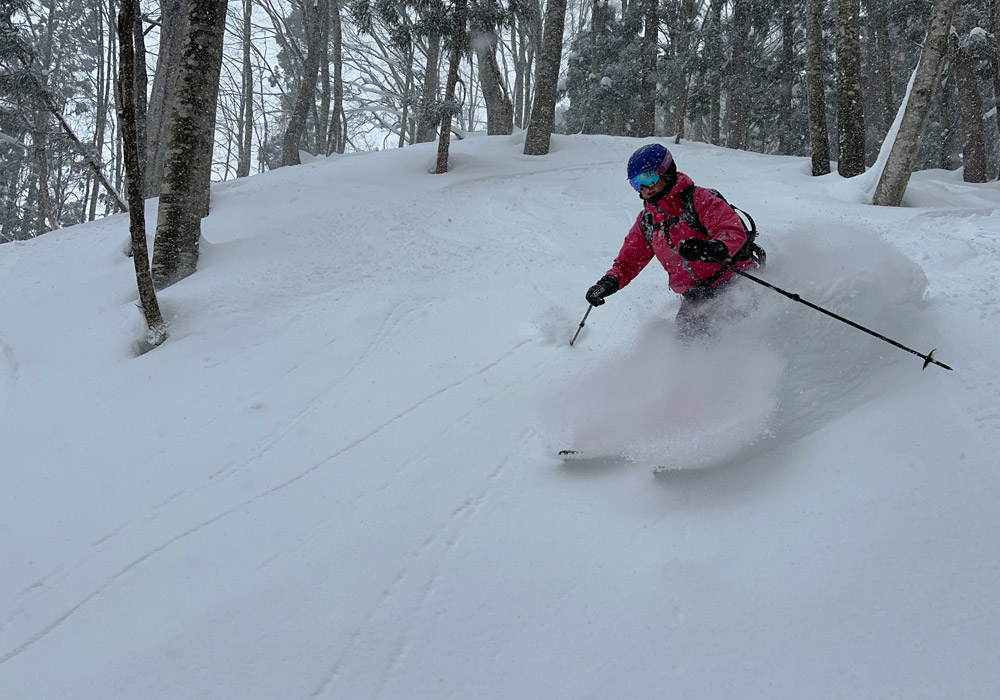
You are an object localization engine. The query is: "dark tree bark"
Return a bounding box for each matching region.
[994,0,1000,156]
[472,0,513,135]
[329,0,346,153]
[805,0,832,175]
[836,0,865,177]
[867,0,894,138]
[671,0,698,142]
[953,39,989,182]
[778,3,795,154]
[706,0,723,144]
[236,0,254,177]
[726,0,751,149]
[523,0,567,155]
[282,0,327,166]
[435,0,468,172]
[416,29,444,143]
[117,0,166,348]
[637,0,658,136]
[132,11,148,187]
[150,0,227,288]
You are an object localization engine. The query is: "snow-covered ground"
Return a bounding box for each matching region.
[1,133,998,699]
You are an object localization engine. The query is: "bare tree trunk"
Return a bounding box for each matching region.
[399,42,415,147]
[707,0,723,144]
[282,0,327,166]
[416,29,443,143]
[726,0,750,149]
[316,0,332,153]
[778,3,795,154]
[954,40,989,182]
[836,0,865,177]
[145,0,190,197]
[512,17,529,129]
[993,0,1000,158]
[132,11,148,187]
[89,2,111,221]
[435,0,468,172]
[523,0,568,155]
[867,0,894,138]
[671,0,697,142]
[805,0,832,175]
[473,13,514,135]
[637,0,658,136]
[873,0,959,206]
[151,0,228,288]
[236,0,254,177]
[117,0,166,349]
[329,0,346,153]
[32,109,54,235]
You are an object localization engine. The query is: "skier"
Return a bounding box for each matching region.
[585,144,763,338]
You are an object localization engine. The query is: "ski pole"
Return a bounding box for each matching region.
[720,263,953,371]
[570,305,594,346]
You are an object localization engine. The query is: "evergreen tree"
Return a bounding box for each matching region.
[562,1,645,137]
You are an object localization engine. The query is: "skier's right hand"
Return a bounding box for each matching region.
[586,275,619,306]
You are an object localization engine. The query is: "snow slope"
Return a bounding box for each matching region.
[1,133,998,699]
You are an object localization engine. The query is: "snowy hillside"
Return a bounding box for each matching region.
[1,133,998,699]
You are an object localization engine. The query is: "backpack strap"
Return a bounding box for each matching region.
[641,186,766,288]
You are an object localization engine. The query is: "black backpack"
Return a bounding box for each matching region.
[641,185,766,268]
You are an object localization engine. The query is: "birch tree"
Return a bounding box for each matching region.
[873,0,959,206]
[151,0,228,287]
[145,0,190,197]
[117,0,165,348]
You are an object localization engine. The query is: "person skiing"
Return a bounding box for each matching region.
[585,143,763,338]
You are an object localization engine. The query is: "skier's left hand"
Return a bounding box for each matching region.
[679,238,728,263]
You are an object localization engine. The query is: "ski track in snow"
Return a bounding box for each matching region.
[0,334,536,670]
[309,428,531,700]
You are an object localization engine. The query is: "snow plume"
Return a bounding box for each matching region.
[549,223,931,469]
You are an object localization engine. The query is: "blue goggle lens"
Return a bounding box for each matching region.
[629,169,660,191]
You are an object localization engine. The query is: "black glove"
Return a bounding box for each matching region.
[678,238,729,263]
[585,275,619,306]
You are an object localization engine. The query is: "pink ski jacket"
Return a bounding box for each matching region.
[606,172,757,295]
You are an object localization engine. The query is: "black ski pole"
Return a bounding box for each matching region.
[720,263,952,371]
[570,305,594,346]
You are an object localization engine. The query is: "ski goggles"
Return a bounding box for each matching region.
[629,169,660,191]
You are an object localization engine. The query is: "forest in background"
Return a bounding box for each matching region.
[1,0,998,244]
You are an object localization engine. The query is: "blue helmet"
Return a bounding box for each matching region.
[627,144,674,180]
